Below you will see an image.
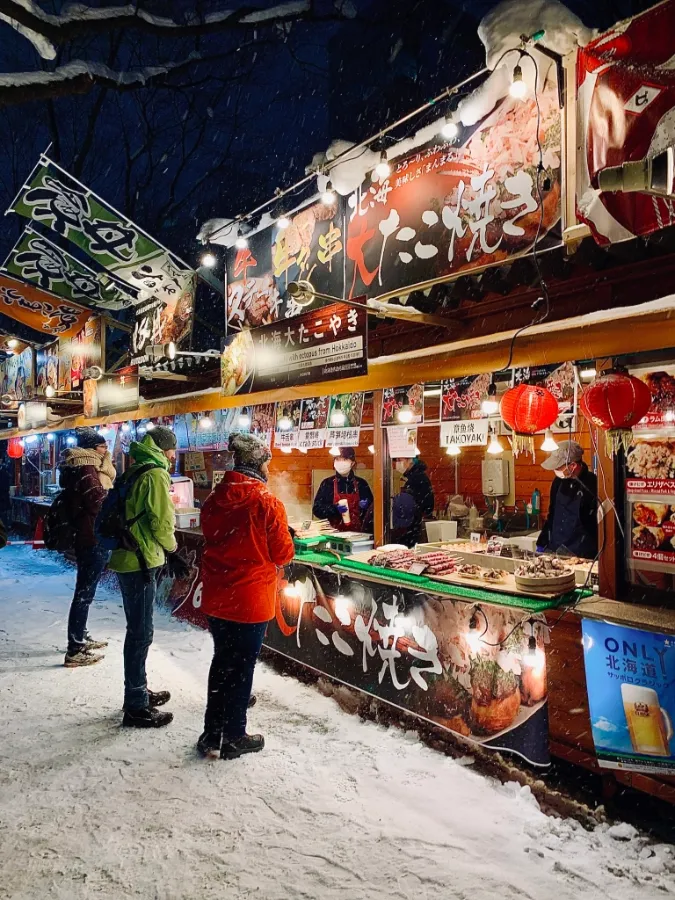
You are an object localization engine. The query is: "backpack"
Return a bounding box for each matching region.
[95,463,160,573]
[43,491,75,553]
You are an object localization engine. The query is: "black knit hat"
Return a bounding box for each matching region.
[147,425,177,451]
[76,426,106,450]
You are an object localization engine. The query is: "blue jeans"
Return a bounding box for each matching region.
[204,618,268,740]
[67,545,110,654]
[117,568,159,711]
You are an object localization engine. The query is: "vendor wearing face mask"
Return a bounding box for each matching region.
[312,447,373,532]
[537,440,598,559]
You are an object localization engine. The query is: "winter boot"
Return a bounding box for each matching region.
[122,707,173,729]
[148,690,171,707]
[64,649,104,668]
[220,734,265,760]
[197,732,221,758]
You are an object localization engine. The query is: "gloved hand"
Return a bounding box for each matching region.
[359,499,370,510]
[535,546,545,554]
[165,550,191,580]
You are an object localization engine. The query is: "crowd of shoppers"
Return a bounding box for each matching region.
[0,427,294,759]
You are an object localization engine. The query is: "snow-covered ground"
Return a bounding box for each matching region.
[1,544,674,900]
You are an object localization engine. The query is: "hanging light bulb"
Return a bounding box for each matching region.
[446,442,461,456]
[45,385,55,399]
[541,429,559,452]
[66,435,76,446]
[280,445,293,454]
[145,421,155,431]
[487,429,503,455]
[277,215,290,230]
[201,252,217,268]
[199,414,214,430]
[122,423,131,433]
[441,116,459,140]
[329,445,341,456]
[330,399,346,427]
[47,432,55,441]
[374,150,391,179]
[397,403,414,424]
[580,367,597,381]
[298,446,308,454]
[235,230,249,250]
[238,411,251,428]
[277,414,293,431]
[481,380,499,416]
[368,444,375,454]
[6,338,18,349]
[321,181,336,206]
[509,62,528,100]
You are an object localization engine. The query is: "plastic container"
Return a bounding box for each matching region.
[425,520,458,542]
[175,509,201,529]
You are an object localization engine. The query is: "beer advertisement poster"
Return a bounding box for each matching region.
[582,619,675,775]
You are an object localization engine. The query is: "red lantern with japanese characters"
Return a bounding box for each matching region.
[7,437,23,459]
[580,370,652,457]
[500,384,559,457]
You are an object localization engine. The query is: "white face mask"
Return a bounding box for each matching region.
[334,460,352,477]
[395,460,408,474]
[554,469,567,479]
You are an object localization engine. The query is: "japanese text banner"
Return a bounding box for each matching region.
[0,272,91,339]
[4,228,133,312]
[11,160,194,346]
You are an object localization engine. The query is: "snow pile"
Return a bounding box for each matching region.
[0,543,674,899]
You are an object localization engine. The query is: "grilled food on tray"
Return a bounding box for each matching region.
[515,557,573,579]
[457,564,482,579]
[481,568,508,583]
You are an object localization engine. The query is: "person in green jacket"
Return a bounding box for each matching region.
[109,427,179,729]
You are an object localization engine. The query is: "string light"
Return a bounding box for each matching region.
[397,404,414,424]
[47,433,55,441]
[509,62,527,100]
[329,446,341,456]
[441,116,459,140]
[374,150,391,179]
[466,608,484,653]
[487,429,503,455]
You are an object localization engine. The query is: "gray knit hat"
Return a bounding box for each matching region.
[147,425,177,451]
[76,426,106,450]
[229,432,271,470]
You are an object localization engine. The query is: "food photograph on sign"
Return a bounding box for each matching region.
[381,384,424,426]
[221,329,255,396]
[441,374,491,421]
[300,396,329,430]
[632,365,675,432]
[327,392,364,429]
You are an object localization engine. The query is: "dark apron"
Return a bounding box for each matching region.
[550,481,594,559]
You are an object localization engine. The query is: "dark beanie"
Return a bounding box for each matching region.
[147,425,177,451]
[76,426,106,450]
[229,432,271,470]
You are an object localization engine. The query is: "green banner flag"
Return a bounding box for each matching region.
[4,228,133,311]
[10,159,195,354]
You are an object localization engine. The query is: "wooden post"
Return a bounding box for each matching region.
[373,390,386,548]
[596,359,619,600]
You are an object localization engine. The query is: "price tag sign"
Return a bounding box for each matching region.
[470,532,482,545]
[408,561,428,576]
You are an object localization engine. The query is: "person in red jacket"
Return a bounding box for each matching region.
[198,431,294,760]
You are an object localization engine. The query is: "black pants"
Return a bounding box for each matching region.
[117,568,159,711]
[66,545,110,654]
[204,617,268,740]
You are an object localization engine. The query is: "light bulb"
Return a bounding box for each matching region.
[330,410,346,427]
[66,436,76,446]
[199,415,213,430]
[145,422,155,431]
[509,63,528,100]
[333,594,353,626]
[329,446,341,456]
[47,433,55,442]
[541,429,559,452]
[321,183,336,205]
[397,405,414,424]
[368,444,375,454]
[298,446,308,454]
[277,216,290,230]
[280,446,292,454]
[97,429,107,438]
[374,151,390,179]
[235,235,248,250]
[466,611,482,653]
[201,252,217,268]
[446,443,461,456]
[45,385,55,399]
[481,381,498,416]
[238,413,251,428]
[122,423,131,433]
[580,367,597,381]
[277,415,293,431]
[487,433,503,455]
[6,339,18,349]
[283,583,300,598]
[441,117,458,140]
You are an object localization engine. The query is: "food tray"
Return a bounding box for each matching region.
[175,509,200,529]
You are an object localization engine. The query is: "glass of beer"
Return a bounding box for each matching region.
[621,684,673,757]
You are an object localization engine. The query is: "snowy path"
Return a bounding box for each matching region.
[0,546,673,900]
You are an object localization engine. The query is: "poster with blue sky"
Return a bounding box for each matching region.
[582,619,675,775]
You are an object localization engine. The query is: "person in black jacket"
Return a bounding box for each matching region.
[393,457,435,546]
[538,440,598,560]
[0,458,11,533]
[312,448,373,532]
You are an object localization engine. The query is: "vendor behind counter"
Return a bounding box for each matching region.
[312,447,373,532]
[538,440,598,560]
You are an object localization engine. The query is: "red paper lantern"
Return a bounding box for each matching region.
[580,370,653,456]
[7,437,23,459]
[500,384,559,457]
